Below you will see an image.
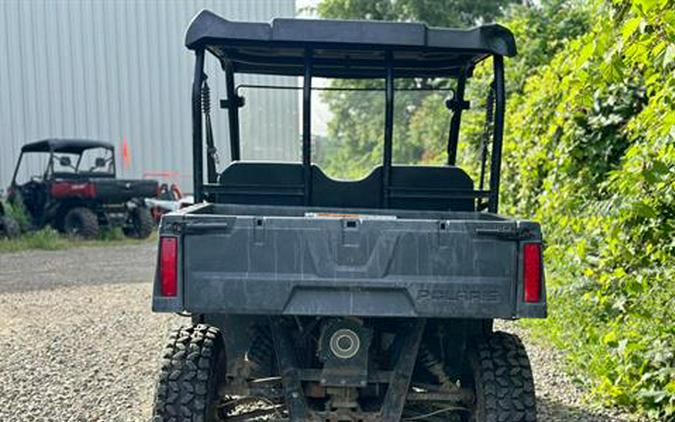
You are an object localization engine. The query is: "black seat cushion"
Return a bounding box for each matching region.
[216,161,304,206]
[389,165,474,211]
[217,162,474,211]
[311,166,382,208]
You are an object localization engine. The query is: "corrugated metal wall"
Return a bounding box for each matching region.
[0,0,298,191]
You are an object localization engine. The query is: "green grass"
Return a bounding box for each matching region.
[0,227,156,253]
[1,195,156,253]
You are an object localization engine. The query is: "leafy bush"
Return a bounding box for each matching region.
[500,0,675,418]
[3,194,31,232]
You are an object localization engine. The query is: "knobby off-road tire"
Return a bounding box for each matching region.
[63,207,99,239]
[467,332,536,422]
[123,206,154,239]
[0,215,20,238]
[153,324,226,422]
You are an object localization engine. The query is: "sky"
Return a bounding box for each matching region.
[294,0,331,135]
[296,0,322,17]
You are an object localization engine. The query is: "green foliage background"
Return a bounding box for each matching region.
[318,0,675,418]
[501,1,674,418]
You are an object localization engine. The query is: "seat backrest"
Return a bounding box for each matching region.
[389,165,475,211]
[217,162,475,211]
[311,166,382,208]
[216,161,304,206]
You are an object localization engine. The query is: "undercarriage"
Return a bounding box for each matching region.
[154,316,535,422]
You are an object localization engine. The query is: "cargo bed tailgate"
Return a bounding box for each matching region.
[155,214,546,319]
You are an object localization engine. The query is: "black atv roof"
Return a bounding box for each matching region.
[21,139,114,154]
[185,10,517,78]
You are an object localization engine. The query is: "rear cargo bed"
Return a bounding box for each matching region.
[153,203,546,319]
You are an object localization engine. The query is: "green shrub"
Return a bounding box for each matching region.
[501,0,675,418]
[3,194,31,232]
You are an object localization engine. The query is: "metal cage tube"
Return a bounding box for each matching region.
[10,152,24,186]
[382,51,395,208]
[191,49,205,202]
[447,67,467,166]
[488,55,505,213]
[302,50,313,206]
[224,61,241,162]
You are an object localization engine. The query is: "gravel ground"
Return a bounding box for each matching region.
[0,243,180,421]
[0,244,640,421]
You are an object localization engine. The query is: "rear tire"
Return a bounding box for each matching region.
[63,207,99,239]
[466,332,536,422]
[123,206,154,239]
[153,324,226,422]
[0,215,20,238]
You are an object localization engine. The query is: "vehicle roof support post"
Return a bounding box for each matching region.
[10,152,23,186]
[111,148,116,178]
[224,61,241,162]
[75,153,83,171]
[447,67,467,166]
[302,50,313,206]
[192,49,205,202]
[488,55,505,213]
[48,149,55,178]
[201,75,218,184]
[382,51,394,208]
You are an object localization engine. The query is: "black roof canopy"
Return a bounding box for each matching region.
[185,10,517,78]
[21,139,114,154]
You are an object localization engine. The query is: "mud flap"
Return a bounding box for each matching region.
[381,319,426,421]
[269,318,309,421]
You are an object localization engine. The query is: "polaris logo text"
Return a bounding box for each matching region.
[416,288,500,303]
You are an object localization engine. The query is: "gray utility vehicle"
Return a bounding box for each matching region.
[8,139,157,239]
[152,10,546,422]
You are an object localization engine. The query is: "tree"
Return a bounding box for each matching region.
[316,0,518,28]
[314,0,520,179]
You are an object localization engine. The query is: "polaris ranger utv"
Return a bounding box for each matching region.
[8,139,157,239]
[152,11,546,421]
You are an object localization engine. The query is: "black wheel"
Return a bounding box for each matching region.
[63,207,99,239]
[0,215,20,238]
[123,206,154,239]
[466,332,536,422]
[153,324,226,422]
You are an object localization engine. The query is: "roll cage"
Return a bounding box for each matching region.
[11,139,116,185]
[186,10,515,213]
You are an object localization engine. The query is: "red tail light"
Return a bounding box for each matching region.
[159,237,178,297]
[523,243,542,303]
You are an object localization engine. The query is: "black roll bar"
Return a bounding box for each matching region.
[447,67,468,166]
[193,48,506,212]
[10,152,24,187]
[382,51,395,208]
[302,50,313,206]
[224,61,241,162]
[192,49,205,202]
[488,55,505,213]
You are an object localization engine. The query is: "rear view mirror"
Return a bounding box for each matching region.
[95,157,106,168]
[59,156,72,167]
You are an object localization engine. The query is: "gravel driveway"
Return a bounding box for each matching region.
[0,244,638,421]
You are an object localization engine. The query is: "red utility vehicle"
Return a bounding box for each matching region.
[8,139,158,239]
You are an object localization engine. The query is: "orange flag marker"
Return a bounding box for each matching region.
[122,136,131,169]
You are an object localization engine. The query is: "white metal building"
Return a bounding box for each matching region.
[0,0,298,190]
